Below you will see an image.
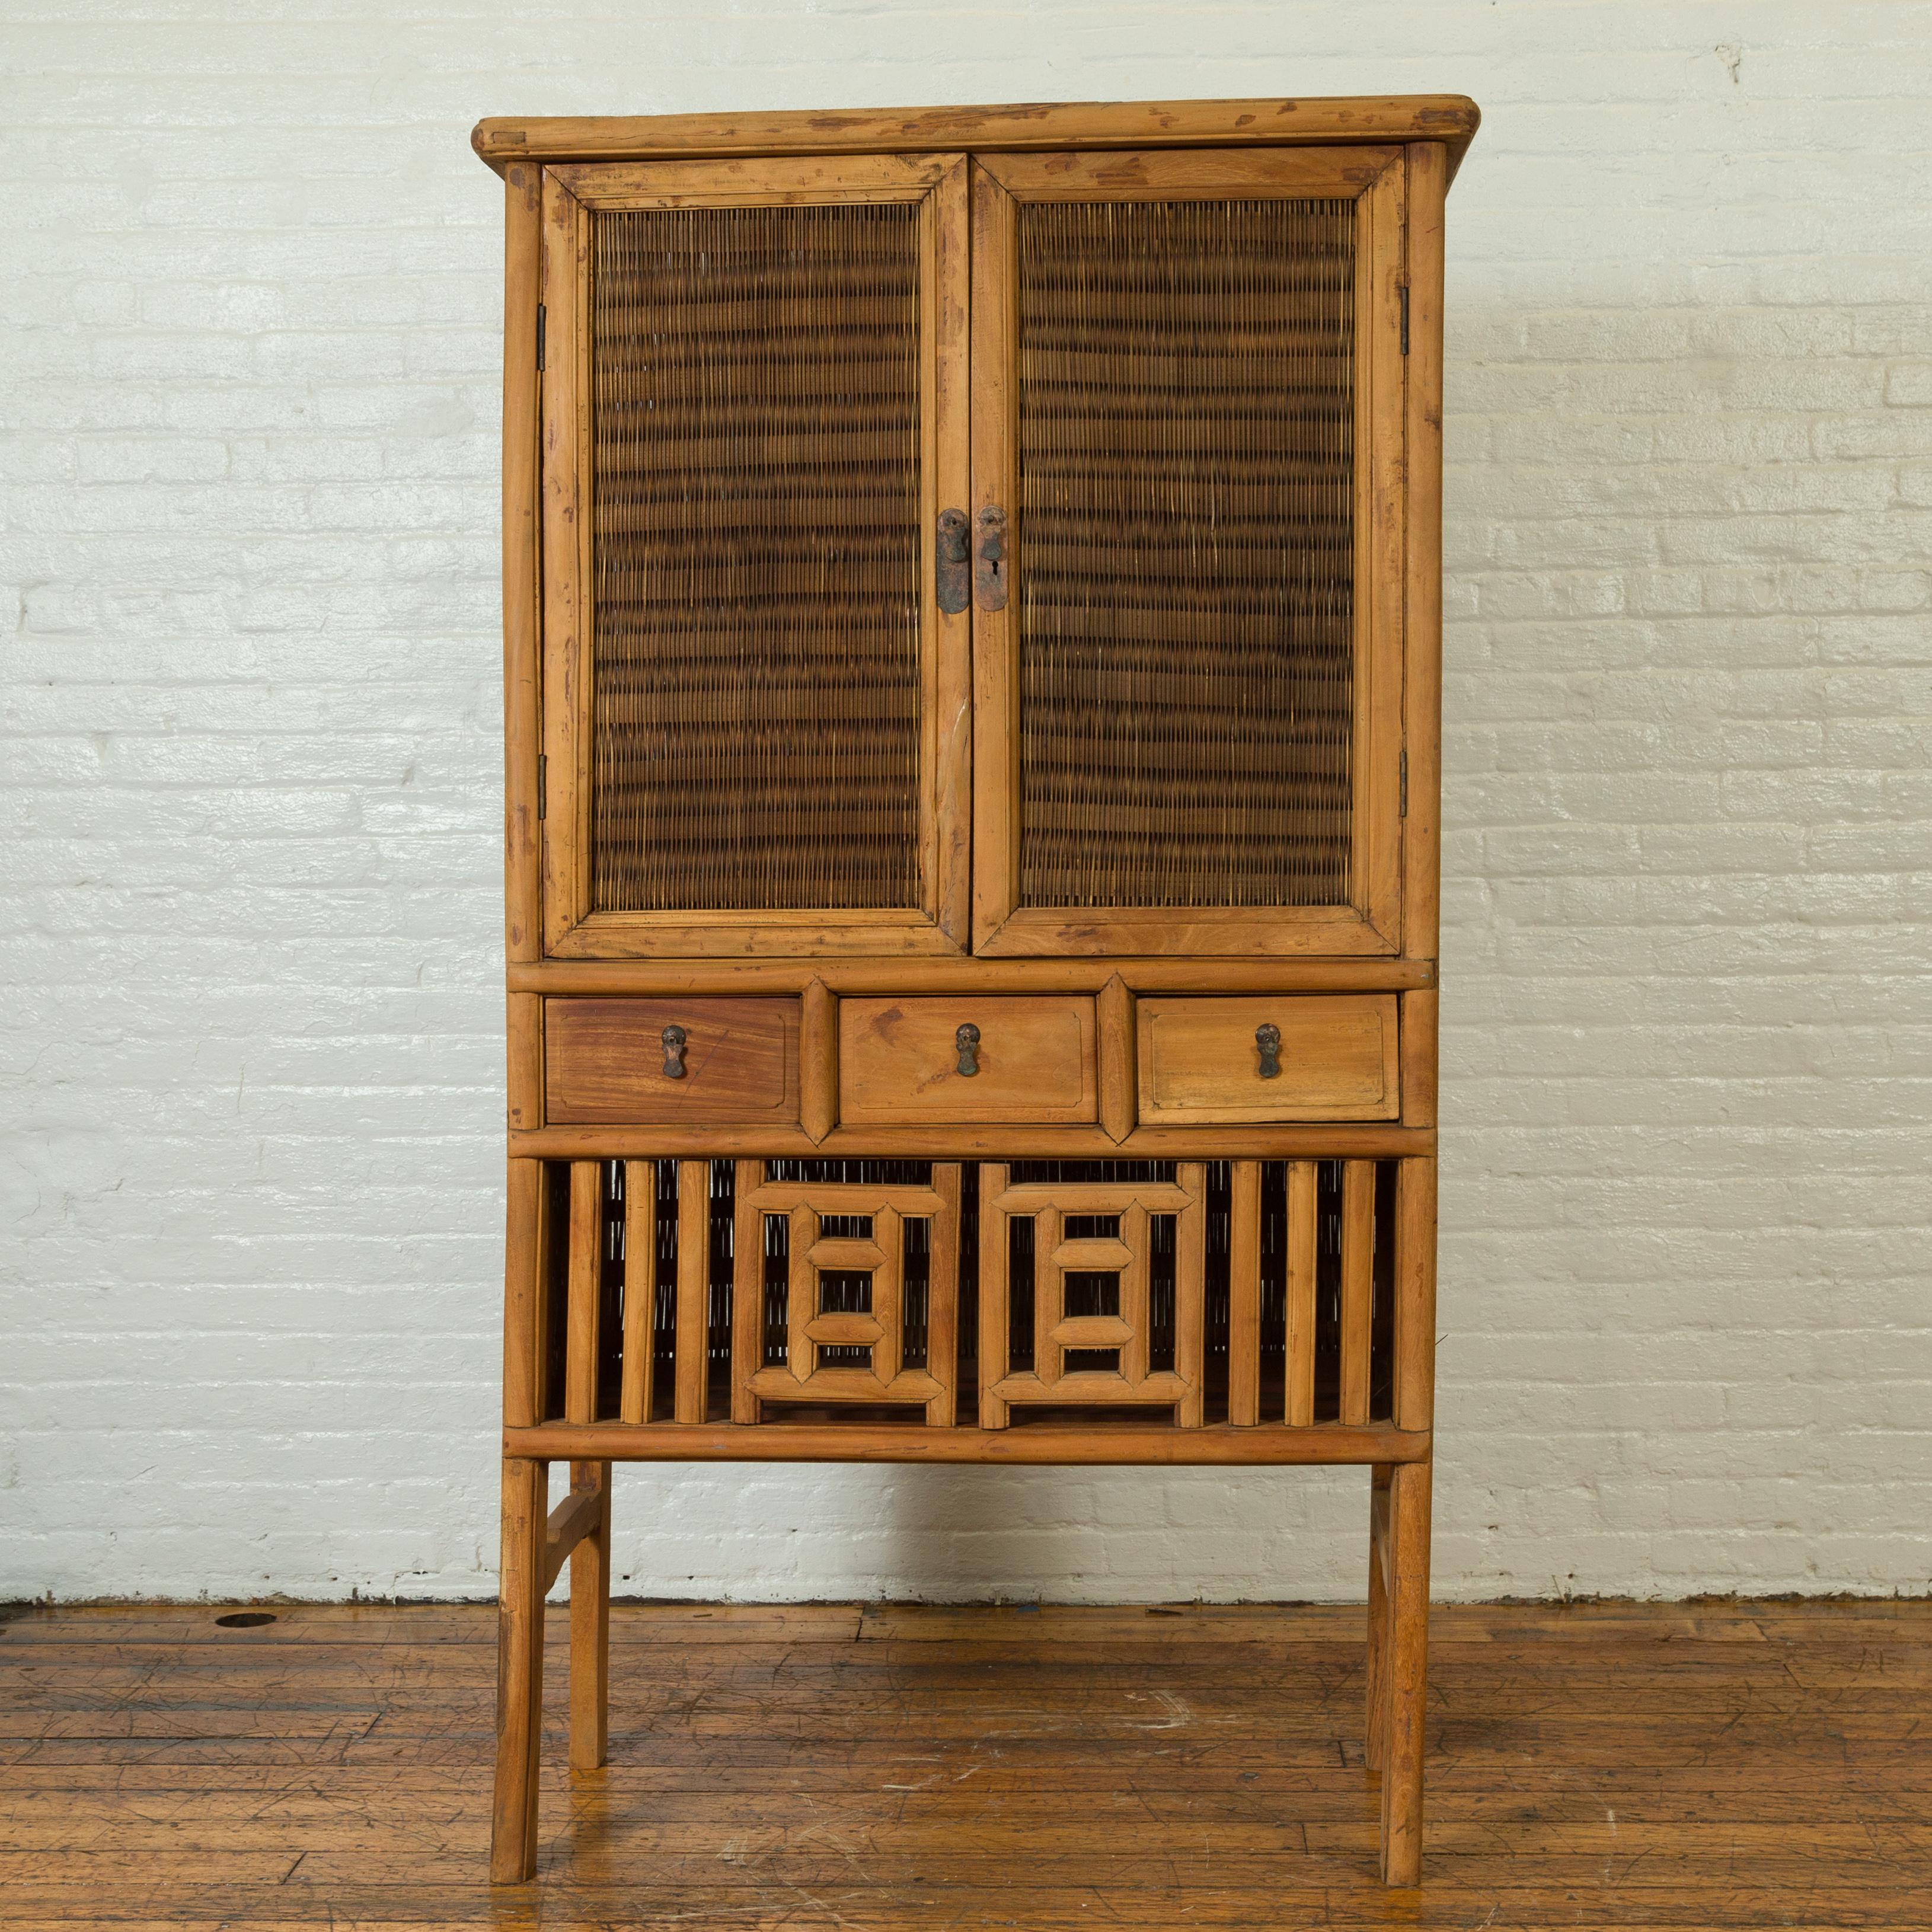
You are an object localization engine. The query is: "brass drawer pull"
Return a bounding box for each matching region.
[660,1024,688,1080]
[954,1023,981,1078]
[1255,1023,1282,1080]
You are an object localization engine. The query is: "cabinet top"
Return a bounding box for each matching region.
[471,94,1481,183]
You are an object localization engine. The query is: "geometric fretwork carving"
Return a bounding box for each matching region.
[733,1168,960,1426]
[978,1164,1207,1429]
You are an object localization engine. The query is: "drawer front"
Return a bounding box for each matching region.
[1137,995,1398,1123]
[839,997,1097,1125]
[545,998,799,1126]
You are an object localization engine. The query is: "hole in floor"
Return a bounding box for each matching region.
[214,1612,277,1628]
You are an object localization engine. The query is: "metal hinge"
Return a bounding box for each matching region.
[1398,285,1410,356]
[535,304,546,372]
[1399,750,1408,818]
[537,753,547,820]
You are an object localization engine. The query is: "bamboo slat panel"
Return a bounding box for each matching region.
[588,203,924,912]
[1016,198,1356,910]
[531,1154,1403,1435]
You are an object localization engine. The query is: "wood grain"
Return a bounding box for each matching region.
[1379,1458,1432,1883]
[17,1596,1932,1931]
[1097,974,1135,1143]
[978,143,1397,199]
[1401,142,1448,968]
[510,957,1436,996]
[1339,1159,1375,1426]
[1284,1158,1320,1428]
[566,1461,609,1773]
[511,1122,1434,1159]
[471,94,1485,179]
[545,998,799,1126]
[837,996,1097,1125]
[1136,995,1399,1124]
[502,1160,542,1431]
[1227,1160,1261,1427]
[618,1159,655,1424]
[564,1161,601,1424]
[501,164,543,966]
[488,1458,544,1883]
[537,171,591,953]
[673,1162,708,1425]
[506,1420,1426,1465]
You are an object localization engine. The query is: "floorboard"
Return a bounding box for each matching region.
[0,1599,1925,1928]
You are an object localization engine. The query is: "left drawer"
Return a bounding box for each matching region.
[544,998,800,1126]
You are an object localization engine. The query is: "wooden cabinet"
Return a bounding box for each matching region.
[479,94,1474,1891]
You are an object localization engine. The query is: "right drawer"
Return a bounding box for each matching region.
[1136,995,1400,1124]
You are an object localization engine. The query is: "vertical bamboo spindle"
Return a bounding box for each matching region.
[618,1160,656,1424]
[730,1158,764,1423]
[978,1164,1010,1428]
[674,1161,710,1425]
[1175,1163,1206,1428]
[1340,1159,1376,1426]
[565,1161,601,1425]
[1228,1160,1262,1425]
[1285,1159,1319,1426]
[926,1164,962,1426]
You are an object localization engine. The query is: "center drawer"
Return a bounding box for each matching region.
[838,997,1097,1125]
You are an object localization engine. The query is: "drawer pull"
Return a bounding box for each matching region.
[1255,1023,1282,1080]
[954,1022,981,1078]
[660,1024,688,1080]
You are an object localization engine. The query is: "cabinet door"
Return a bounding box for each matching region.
[969,146,1408,956]
[538,156,970,957]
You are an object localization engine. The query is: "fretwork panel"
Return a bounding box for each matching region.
[978,1167,1207,1428]
[538,1155,1397,1434]
[734,1168,962,1425]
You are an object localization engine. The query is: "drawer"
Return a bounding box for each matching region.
[544,998,799,1126]
[1136,995,1398,1124]
[838,997,1097,1126]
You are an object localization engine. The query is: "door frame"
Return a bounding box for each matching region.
[968,144,1409,957]
[537,154,973,959]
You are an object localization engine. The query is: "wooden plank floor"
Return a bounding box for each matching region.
[1,1599,1926,1928]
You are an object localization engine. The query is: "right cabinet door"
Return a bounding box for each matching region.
[970,146,1409,957]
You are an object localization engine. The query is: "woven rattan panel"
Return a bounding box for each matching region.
[1016,198,1356,909]
[589,203,923,912]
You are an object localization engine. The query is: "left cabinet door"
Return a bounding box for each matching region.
[536,155,971,957]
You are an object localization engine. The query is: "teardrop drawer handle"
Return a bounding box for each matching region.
[954,1023,981,1078]
[661,1024,688,1080]
[1255,1023,1282,1080]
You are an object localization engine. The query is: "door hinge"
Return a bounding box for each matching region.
[537,753,547,820]
[1398,285,1410,356]
[1399,750,1408,819]
[535,303,546,372]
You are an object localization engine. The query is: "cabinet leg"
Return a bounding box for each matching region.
[1377,1458,1432,1886]
[569,1459,611,1772]
[1365,1462,1392,1773]
[491,1457,547,1884]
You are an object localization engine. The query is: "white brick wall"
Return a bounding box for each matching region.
[4,2,1929,1604]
